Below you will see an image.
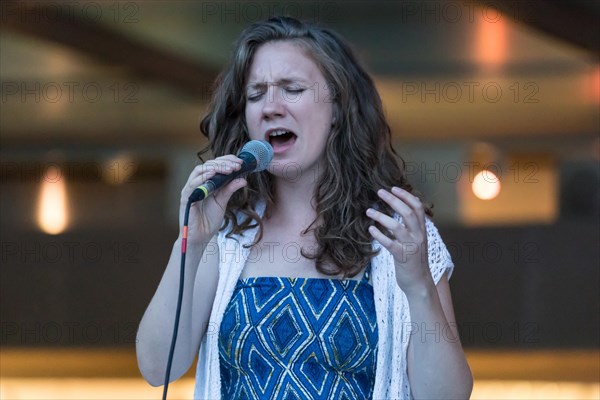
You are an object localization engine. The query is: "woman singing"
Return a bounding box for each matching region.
[137,16,473,400]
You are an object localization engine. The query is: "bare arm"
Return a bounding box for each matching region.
[406,274,473,399]
[135,155,247,386]
[136,236,219,386]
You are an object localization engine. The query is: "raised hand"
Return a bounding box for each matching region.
[366,187,434,296]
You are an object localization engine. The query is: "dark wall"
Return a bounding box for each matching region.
[1,220,598,349]
[1,225,177,347]
[444,221,599,348]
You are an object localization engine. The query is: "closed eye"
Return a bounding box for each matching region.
[285,87,304,93]
[247,91,265,102]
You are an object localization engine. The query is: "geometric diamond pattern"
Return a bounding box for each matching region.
[329,309,362,369]
[219,264,378,400]
[300,278,336,319]
[218,300,242,360]
[252,278,285,313]
[298,352,329,395]
[268,304,303,358]
[248,344,275,395]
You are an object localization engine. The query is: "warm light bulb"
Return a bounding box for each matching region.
[37,165,69,234]
[472,170,501,200]
[476,16,507,70]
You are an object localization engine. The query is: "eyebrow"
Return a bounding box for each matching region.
[246,78,309,90]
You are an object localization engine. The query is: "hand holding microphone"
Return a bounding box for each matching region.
[179,140,273,243]
[189,140,273,202]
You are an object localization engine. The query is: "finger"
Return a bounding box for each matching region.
[391,187,426,230]
[391,187,424,215]
[214,154,244,163]
[212,155,244,167]
[187,157,245,193]
[213,177,247,207]
[186,170,217,192]
[194,158,242,176]
[377,189,421,232]
[368,225,400,252]
[366,208,405,235]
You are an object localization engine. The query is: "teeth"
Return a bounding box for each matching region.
[269,129,290,137]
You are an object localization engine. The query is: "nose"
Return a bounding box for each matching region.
[261,84,286,120]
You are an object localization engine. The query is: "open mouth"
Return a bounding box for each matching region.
[267,129,297,153]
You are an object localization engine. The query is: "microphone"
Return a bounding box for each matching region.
[188,140,273,203]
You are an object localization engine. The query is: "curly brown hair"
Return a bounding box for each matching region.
[199,16,431,278]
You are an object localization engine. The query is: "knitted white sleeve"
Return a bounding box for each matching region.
[425,217,454,283]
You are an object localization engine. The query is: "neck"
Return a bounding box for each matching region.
[267,165,321,226]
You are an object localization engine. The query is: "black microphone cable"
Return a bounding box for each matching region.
[162,199,192,400]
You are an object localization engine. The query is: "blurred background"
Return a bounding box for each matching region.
[1,0,598,398]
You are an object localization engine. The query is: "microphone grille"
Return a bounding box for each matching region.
[240,140,273,171]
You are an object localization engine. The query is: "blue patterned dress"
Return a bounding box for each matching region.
[218,264,378,399]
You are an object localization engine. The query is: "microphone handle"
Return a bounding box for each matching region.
[188,152,257,203]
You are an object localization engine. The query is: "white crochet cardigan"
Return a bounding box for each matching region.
[194,202,454,399]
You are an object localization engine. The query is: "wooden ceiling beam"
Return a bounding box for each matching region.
[1,2,219,98]
[476,0,599,54]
